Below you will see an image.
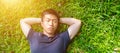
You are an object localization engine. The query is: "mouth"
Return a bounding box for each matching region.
[48,28,54,30]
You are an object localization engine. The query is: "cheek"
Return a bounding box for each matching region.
[42,22,48,28]
[44,22,48,26]
[54,23,58,28]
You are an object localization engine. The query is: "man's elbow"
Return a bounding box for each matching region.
[20,19,26,25]
[20,19,24,23]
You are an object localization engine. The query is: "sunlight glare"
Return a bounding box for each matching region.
[1,0,20,7]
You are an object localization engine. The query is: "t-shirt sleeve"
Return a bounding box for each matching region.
[60,30,70,45]
[27,28,36,41]
[64,30,70,42]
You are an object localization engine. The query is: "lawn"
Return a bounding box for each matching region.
[0,0,120,53]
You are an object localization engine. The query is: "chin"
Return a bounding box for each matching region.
[48,31,55,34]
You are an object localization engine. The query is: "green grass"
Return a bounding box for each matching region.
[0,0,120,53]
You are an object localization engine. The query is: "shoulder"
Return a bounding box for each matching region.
[59,30,69,36]
[58,30,70,41]
[27,29,41,40]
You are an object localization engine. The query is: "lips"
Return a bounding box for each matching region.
[48,27,54,30]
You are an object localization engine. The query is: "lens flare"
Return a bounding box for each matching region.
[1,0,20,7]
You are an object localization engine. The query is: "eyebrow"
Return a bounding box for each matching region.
[46,17,57,20]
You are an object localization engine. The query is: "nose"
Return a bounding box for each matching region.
[49,21,53,26]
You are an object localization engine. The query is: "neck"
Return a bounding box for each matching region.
[43,31,54,37]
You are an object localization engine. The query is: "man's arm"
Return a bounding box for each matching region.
[20,18,41,37]
[60,18,81,40]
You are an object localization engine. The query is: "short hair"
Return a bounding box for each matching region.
[41,9,60,21]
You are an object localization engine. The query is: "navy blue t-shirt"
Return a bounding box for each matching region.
[27,29,70,53]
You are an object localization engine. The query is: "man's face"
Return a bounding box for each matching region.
[41,14,59,35]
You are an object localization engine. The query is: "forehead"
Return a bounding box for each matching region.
[43,14,58,19]
[43,14,58,20]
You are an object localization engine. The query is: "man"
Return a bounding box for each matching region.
[20,9,81,53]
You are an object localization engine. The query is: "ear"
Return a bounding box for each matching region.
[41,21,44,27]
